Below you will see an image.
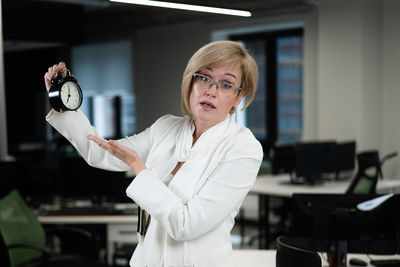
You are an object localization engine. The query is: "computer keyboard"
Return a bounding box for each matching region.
[370,259,400,267]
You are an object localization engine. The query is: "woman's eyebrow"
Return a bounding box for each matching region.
[224,73,238,81]
[204,67,238,81]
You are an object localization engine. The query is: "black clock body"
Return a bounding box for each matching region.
[48,74,83,112]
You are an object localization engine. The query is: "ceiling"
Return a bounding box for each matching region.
[2,0,315,51]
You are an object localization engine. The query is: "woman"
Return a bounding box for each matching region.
[44,40,263,267]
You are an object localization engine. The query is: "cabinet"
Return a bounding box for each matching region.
[107,222,138,265]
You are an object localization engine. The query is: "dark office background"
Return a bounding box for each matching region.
[1,0,400,206]
[1,2,400,265]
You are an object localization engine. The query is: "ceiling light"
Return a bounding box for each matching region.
[109,0,252,17]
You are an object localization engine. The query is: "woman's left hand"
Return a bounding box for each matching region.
[87,134,147,175]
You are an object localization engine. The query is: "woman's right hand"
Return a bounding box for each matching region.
[44,62,68,92]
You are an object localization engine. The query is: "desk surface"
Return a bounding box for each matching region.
[233,250,275,267]
[38,214,138,224]
[232,250,400,267]
[251,174,400,197]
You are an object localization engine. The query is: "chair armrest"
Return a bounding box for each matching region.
[45,226,93,240]
[7,242,55,256]
[7,242,56,267]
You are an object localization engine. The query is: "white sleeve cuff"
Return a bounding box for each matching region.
[126,169,180,225]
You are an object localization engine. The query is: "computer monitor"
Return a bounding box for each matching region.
[58,157,133,203]
[270,144,295,175]
[290,193,400,255]
[294,141,337,184]
[335,141,356,179]
[16,157,62,203]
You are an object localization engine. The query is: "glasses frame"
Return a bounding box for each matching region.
[192,72,242,94]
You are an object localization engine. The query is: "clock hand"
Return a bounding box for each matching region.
[67,87,71,103]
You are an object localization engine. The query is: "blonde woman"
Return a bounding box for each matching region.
[44,40,263,267]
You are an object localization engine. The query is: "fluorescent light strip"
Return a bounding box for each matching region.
[110,0,251,17]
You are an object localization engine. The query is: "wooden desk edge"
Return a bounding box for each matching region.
[38,215,138,224]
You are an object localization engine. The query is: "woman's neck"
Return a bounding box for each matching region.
[192,121,213,146]
[192,115,230,145]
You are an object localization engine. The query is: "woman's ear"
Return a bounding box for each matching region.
[230,95,243,114]
[234,94,244,108]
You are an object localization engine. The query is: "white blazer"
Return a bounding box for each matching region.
[46,110,263,267]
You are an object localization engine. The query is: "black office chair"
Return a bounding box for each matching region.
[346,150,398,195]
[276,236,322,267]
[346,151,382,194]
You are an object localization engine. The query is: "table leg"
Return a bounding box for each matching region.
[258,195,270,249]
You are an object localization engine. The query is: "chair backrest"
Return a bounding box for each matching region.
[0,189,46,266]
[276,236,321,267]
[346,151,382,194]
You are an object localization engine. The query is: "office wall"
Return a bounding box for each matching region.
[360,0,382,152]
[71,41,134,97]
[382,0,400,179]
[317,0,379,146]
[133,23,211,131]
[317,0,399,178]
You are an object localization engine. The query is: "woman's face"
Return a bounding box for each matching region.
[189,65,243,129]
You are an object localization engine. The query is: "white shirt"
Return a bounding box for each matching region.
[46,110,263,267]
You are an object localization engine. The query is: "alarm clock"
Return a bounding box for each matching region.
[48,70,83,112]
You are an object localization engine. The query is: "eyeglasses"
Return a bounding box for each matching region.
[192,73,241,94]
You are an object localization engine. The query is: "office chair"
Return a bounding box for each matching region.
[0,189,105,267]
[346,151,382,194]
[276,236,322,267]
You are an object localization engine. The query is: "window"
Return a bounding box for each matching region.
[232,29,303,153]
[71,40,136,139]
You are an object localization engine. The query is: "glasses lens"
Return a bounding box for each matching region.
[194,73,239,95]
[195,74,212,87]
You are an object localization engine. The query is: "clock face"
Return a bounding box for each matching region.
[60,81,82,110]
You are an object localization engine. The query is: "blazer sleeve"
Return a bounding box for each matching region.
[46,109,152,172]
[126,131,263,241]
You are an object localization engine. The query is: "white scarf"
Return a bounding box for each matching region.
[173,114,237,162]
[147,113,239,200]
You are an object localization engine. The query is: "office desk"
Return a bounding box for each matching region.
[38,215,137,224]
[252,174,400,197]
[39,215,138,265]
[233,250,275,267]
[249,174,400,248]
[232,250,400,267]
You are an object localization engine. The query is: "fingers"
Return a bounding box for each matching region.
[87,134,108,148]
[87,135,146,174]
[87,135,125,160]
[108,140,129,153]
[44,61,67,92]
[44,72,52,92]
[107,140,131,159]
[58,62,67,77]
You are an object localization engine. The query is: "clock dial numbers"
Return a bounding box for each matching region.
[61,81,82,110]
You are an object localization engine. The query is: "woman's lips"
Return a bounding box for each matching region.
[200,101,216,109]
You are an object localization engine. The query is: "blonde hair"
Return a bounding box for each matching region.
[181,40,259,117]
